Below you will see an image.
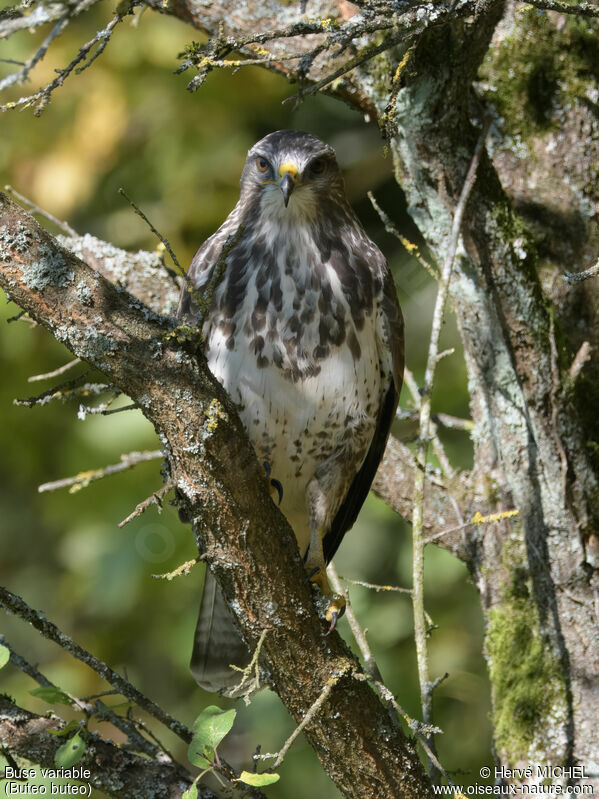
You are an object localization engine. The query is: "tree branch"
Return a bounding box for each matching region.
[0,697,203,799]
[0,586,192,744]
[0,192,433,798]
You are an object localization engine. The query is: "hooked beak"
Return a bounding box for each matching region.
[278,161,299,208]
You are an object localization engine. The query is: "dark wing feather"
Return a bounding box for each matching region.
[177,206,242,321]
[180,204,252,693]
[323,262,404,563]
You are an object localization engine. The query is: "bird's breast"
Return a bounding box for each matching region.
[203,227,382,549]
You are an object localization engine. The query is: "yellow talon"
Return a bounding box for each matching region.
[305,564,346,632]
[325,596,346,634]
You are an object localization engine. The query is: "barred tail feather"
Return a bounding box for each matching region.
[190,570,251,695]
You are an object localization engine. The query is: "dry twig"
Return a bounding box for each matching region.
[118,481,174,528]
[28,357,82,382]
[410,116,490,778]
[4,185,78,237]
[0,587,192,744]
[0,4,137,114]
[38,450,163,494]
[328,564,382,681]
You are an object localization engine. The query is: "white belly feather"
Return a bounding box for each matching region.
[206,254,381,555]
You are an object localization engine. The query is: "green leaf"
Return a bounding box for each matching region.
[30,686,73,705]
[192,705,237,745]
[0,644,9,669]
[236,770,280,787]
[188,705,236,768]
[54,732,86,768]
[182,784,198,799]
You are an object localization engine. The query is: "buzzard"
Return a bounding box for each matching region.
[178,130,403,693]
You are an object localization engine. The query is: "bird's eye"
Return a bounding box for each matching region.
[256,157,270,173]
[310,158,326,175]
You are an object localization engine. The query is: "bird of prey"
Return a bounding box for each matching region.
[178,130,404,694]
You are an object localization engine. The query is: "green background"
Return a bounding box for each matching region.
[0,5,490,797]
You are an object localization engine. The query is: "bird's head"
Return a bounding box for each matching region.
[241,130,344,218]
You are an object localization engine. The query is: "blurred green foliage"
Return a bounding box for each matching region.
[0,4,490,797]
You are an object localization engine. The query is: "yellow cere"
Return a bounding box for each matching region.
[278,161,298,179]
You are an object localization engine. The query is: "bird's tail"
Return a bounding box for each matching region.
[190,569,251,695]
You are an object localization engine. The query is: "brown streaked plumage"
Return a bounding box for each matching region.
[178,130,404,694]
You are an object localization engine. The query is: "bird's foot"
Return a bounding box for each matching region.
[305,565,346,633]
[263,461,283,505]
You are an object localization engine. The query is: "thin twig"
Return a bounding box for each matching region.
[4,185,78,237]
[152,556,203,580]
[435,347,455,363]
[404,368,455,478]
[0,10,72,92]
[355,673,454,788]
[568,341,592,380]
[337,575,412,594]
[0,636,166,759]
[118,481,174,528]
[0,587,193,744]
[271,665,349,768]
[38,450,163,494]
[284,29,415,105]
[28,358,82,382]
[327,570,432,753]
[411,116,490,779]
[422,117,491,402]
[397,408,474,431]
[425,508,519,543]
[433,412,473,431]
[15,374,113,409]
[0,636,53,688]
[118,187,185,280]
[126,716,181,764]
[16,382,109,408]
[76,398,115,418]
[79,690,120,701]
[185,50,316,91]
[368,192,438,280]
[0,6,132,114]
[78,401,138,418]
[0,0,101,39]
[328,564,382,681]
[229,629,267,704]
